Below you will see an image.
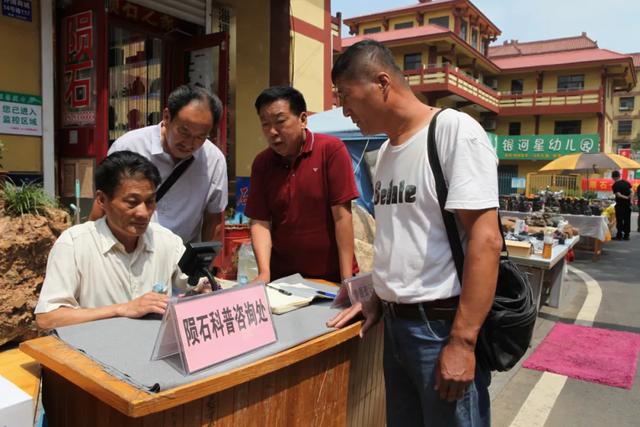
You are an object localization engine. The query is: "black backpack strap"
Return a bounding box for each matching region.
[155,155,195,202]
[427,109,508,286]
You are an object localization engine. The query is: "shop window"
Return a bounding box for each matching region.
[619,97,635,111]
[557,74,585,92]
[394,21,413,30]
[459,20,468,41]
[404,53,422,71]
[471,29,479,49]
[508,122,522,135]
[363,26,382,34]
[554,120,582,134]
[428,16,450,29]
[108,27,162,145]
[618,120,633,135]
[510,79,524,95]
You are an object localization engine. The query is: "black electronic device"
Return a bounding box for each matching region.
[178,241,223,292]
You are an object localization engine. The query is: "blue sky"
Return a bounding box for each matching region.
[331,0,639,54]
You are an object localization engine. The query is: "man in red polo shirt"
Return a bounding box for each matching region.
[245,86,359,283]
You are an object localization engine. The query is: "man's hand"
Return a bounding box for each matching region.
[253,272,271,284]
[327,293,382,338]
[116,292,169,318]
[435,340,476,401]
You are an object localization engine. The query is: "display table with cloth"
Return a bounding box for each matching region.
[508,237,579,311]
[20,280,385,426]
[501,210,609,258]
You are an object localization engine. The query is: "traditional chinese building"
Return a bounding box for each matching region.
[612,53,640,179]
[339,0,637,195]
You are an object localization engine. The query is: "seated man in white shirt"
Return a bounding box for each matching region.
[35,151,193,329]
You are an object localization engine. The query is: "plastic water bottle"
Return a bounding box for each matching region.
[237,242,258,283]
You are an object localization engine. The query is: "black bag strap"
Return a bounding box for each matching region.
[426,108,508,283]
[155,155,195,202]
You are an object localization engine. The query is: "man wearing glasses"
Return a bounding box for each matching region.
[91,85,228,244]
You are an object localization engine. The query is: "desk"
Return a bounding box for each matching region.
[501,210,608,258]
[20,319,385,426]
[508,237,579,310]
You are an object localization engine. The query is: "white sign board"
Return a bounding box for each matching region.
[0,91,42,136]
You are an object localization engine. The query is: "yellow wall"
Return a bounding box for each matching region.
[542,68,600,92]
[538,114,598,134]
[291,0,325,30]
[495,116,536,135]
[0,0,41,172]
[226,0,270,177]
[291,33,324,113]
[357,11,454,35]
[497,73,537,94]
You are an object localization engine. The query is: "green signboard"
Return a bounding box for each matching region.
[488,133,600,160]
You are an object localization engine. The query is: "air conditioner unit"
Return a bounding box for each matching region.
[483,118,497,130]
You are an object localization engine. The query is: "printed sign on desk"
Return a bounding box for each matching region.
[151,284,277,374]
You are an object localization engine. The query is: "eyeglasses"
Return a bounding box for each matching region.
[175,126,210,143]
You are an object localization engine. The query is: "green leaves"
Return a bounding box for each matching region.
[1,180,57,217]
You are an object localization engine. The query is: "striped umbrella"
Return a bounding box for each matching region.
[539,152,640,172]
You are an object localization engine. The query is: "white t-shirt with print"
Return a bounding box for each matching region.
[372,109,499,304]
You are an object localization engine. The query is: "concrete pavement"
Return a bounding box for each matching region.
[491,212,640,427]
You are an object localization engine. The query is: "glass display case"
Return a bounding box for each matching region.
[108,27,162,145]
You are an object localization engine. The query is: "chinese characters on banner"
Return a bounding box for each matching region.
[61,11,96,126]
[171,284,277,373]
[1,0,32,21]
[0,91,42,136]
[491,134,600,160]
[109,0,176,31]
[581,178,640,192]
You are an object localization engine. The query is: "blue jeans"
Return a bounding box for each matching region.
[383,309,491,427]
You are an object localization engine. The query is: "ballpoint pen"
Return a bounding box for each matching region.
[315,290,337,299]
[266,283,292,296]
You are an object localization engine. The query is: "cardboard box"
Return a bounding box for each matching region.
[0,375,33,427]
[505,240,532,257]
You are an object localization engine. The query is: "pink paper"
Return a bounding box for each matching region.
[173,285,277,373]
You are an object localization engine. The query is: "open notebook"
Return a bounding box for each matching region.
[266,280,336,314]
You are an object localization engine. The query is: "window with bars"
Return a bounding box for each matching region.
[619,97,635,111]
[363,26,382,34]
[557,74,585,92]
[618,120,633,135]
[394,21,413,30]
[428,16,449,29]
[404,53,422,71]
[554,120,582,134]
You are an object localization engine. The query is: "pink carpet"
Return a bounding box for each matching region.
[523,322,640,389]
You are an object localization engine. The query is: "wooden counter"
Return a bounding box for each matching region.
[20,318,386,426]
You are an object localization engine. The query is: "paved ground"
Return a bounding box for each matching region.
[491,212,640,427]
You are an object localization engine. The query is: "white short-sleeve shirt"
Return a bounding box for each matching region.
[35,218,187,313]
[109,124,228,243]
[372,109,499,303]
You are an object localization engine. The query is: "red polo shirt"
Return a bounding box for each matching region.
[245,131,359,282]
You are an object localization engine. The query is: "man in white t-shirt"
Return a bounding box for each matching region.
[90,85,228,244]
[328,40,502,426]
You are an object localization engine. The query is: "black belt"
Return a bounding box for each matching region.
[382,296,459,321]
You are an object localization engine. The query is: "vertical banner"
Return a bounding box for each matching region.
[618,148,632,180]
[61,10,96,126]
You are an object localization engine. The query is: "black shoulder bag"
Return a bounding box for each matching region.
[427,109,537,372]
[155,156,195,202]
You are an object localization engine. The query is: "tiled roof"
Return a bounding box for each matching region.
[492,48,631,70]
[341,24,451,49]
[629,53,640,68]
[488,34,598,58]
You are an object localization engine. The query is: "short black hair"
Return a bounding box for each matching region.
[612,170,621,179]
[254,86,307,116]
[167,85,223,126]
[95,151,161,198]
[332,39,404,84]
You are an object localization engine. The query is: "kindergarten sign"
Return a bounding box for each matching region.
[492,134,600,160]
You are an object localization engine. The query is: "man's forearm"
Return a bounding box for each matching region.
[202,211,223,242]
[449,234,500,348]
[36,305,122,329]
[250,220,272,280]
[334,215,355,280]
